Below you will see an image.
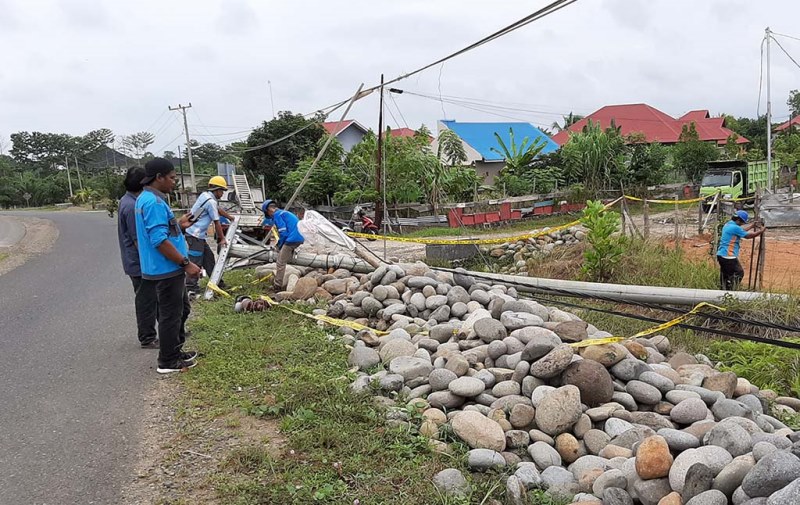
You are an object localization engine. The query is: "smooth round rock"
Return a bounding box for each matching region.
[536,385,583,436]
[561,359,615,407]
[658,428,701,452]
[741,451,800,498]
[432,468,471,497]
[467,448,506,471]
[451,411,506,451]
[448,376,486,397]
[528,440,562,470]
[627,380,663,405]
[429,368,458,391]
[671,398,709,425]
[685,489,727,505]
[636,435,674,479]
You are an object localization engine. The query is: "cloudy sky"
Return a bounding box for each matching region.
[1,0,799,155]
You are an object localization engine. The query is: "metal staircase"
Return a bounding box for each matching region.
[232,174,256,212]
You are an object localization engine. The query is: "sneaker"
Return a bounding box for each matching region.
[140,339,159,349]
[180,350,198,361]
[156,360,197,374]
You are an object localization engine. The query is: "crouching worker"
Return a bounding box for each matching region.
[716,210,765,290]
[136,158,201,373]
[184,176,233,295]
[263,201,304,291]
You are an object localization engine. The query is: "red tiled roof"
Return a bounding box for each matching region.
[552,104,748,146]
[775,116,800,132]
[389,127,434,142]
[322,120,355,135]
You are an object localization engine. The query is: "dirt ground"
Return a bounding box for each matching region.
[0,216,59,276]
[120,376,286,505]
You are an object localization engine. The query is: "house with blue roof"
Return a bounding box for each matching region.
[435,120,559,184]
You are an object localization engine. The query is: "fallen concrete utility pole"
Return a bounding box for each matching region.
[435,268,788,306]
[229,244,375,273]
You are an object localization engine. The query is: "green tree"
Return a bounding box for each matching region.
[10,132,76,172]
[242,111,326,200]
[721,133,744,161]
[281,139,351,206]
[580,200,625,282]
[624,133,669,194]
[551,112,584,132]
[788,90,800,118]
[672,123,719,184]
[192,142,225,165]
[773,133,800,168]
[437,129,467,166]
[561,120,627,195]
[120,132,155,159]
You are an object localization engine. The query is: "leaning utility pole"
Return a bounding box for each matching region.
[64,155,74,198]
[169,103,196,192]
[766,27,773,191]
[374,74,385,229]
[73,155,84,190]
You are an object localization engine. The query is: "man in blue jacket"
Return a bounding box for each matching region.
[716,210,765,290]
[135,158,201,373]
[117,166,158,348]
[263,200,304,291]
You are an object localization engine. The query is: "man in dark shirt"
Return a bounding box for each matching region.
[117,166,158,348]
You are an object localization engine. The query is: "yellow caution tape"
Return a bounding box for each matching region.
[624,195,706,205]
[569,302,725,348]
[346,218,582,245]
[259,295,389,335]
[569,336,625,348]
[206,281,232,298]
[251,273,274,284]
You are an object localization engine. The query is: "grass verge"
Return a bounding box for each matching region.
[178,270,552,504]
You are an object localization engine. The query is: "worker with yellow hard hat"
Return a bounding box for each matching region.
[184,176,235,296]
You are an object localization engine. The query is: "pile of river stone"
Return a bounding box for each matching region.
[259,260,800,505]
[483,226,586,275]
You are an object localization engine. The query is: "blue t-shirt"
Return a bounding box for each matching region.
[135,187,189,280]
[185,191,220,240]
[717,220,748,258]
[117,191,141,277]
[273,209,304,248]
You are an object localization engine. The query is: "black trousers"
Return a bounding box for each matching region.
[186,235,221,291]
[130,276,158,344]
[154,273,191,365]
[717,256,744,291]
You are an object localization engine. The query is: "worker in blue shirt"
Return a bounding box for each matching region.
[117,166,158,348]
[716,210,764,290]
[263,200,304,291]
[261,199,276,245]
[135,158,201,373]
[184,176,234,295]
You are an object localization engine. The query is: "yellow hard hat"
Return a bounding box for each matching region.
[208,176,228,190]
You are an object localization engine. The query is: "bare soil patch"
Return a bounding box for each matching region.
[0,217,58,276]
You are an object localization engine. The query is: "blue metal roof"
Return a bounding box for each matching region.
[441,120,559,161]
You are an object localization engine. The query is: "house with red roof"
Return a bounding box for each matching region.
[552,104,749,147]
[775,116,800,133]
[322,120,368,153]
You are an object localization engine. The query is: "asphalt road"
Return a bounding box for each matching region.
[0,215,26,247]
[0,211,155,505]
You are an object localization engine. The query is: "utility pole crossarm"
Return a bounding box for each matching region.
[169,103,196,193]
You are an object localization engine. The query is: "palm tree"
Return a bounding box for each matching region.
[490,128,548,176]
[551,112,585,133]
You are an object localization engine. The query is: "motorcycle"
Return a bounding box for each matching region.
[354,205,379,240]
[329,206,379,241]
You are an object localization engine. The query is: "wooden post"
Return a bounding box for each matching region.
[621,202,627,236]
[643,198,650,239]
[673,195,679,245]
[697,198,703,235]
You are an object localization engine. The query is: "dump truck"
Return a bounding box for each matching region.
[699,160,770,203]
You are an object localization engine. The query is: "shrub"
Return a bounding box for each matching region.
[580,200,625,281]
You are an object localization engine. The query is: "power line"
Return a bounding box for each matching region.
[772,35,800,71]
[772,31,800,43]
[389,93,409,129]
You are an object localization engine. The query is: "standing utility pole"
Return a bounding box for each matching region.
[177,145,186,207]
[64,155,74,198]
[268,81,276,119]
[169,103,196,193]
[374,74,385,229]
[766,27,773,191]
